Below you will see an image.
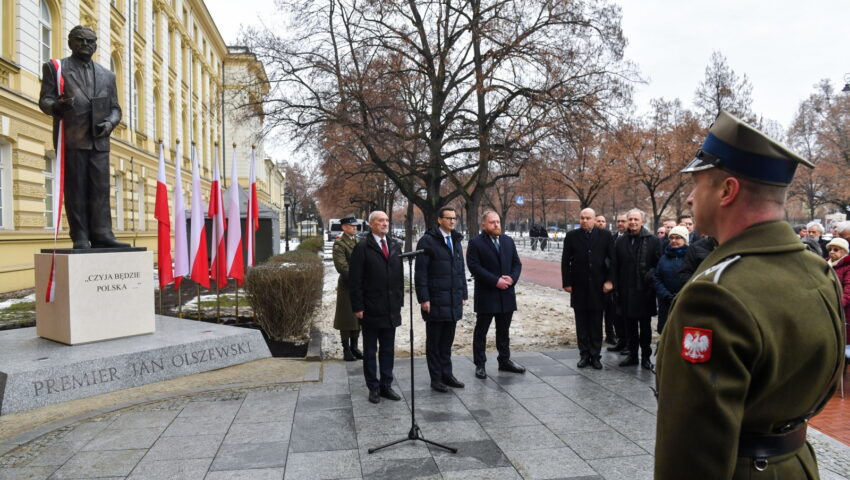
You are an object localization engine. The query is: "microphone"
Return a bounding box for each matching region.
[399,249,425,258]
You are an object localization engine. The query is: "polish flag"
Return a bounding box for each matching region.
[245,146,259,267]
[209,145,227,289]
[225,144,244,285]
[189,144,210,288]
[155,141,173,289]
[173,141,189,288]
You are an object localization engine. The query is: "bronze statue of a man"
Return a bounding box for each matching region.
[38,25,129,249]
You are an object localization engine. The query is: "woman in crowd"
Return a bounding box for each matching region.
[653,226,689,333]
[826,237,850,323]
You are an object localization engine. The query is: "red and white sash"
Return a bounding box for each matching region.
[45,59,66,303]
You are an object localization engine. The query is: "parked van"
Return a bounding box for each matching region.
[327,219,368,241]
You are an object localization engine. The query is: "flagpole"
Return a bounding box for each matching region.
[197,282,201,321]
[178,283,183,318]
[235,286,239,321]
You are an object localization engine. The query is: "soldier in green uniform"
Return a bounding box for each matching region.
[655,111,845,480]
[333,217,363,361]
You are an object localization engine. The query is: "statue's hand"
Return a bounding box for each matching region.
[54,96,74,114]
[94,121,113,138]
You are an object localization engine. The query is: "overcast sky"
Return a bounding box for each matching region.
[206,0,850,152]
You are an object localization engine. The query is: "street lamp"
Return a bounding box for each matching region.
[842,74,850,94]
[284,194,292,252]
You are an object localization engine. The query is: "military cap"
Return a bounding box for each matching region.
[340,216,359,225]
[682,110,814,186]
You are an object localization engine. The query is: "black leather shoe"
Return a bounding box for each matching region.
[72,240,91,249]
[641,359,654,370]
[498,359,526,374]
[379,386,401,401]
[591,358,603,370]
[430,381,449,393]
[474,366,487,379]
[368,389,380,404]
[343,347,355,362]
[619,356,639,367]
[607,343,626,352]
[443,376,465,388]
[91,237,130,248]
[604,336,617,346]
[350,346,363,360]
[577,357,590,369]
[619,349,631,356]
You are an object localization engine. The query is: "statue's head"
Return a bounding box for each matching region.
[68,26,97,62]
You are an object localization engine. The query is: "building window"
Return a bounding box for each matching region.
[39,0,52,65]
[136,180,145,231]
[111,53,124,109]
[114,173,124,230]
[0,144,5,228]
[153,88,162,141]
[151,9,158,52]
[133,0,139,32]
[44,155,55,229]
[132,72,141,129]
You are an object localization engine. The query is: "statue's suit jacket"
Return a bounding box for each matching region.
[39,57,121,152]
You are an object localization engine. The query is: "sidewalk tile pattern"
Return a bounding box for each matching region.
[0,350,847,479]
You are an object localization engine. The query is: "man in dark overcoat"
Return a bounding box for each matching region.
[655,110,844,479]
[561,208,614,369]
[466,211,524,380]
[612,208,661,369]
[333,217,362,361]
[38,26,127,249]
[349,211,403,404]
[415,207,468,392]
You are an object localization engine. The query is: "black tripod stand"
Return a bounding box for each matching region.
[368,251,457,454]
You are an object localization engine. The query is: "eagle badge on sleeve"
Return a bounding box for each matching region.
[681,327,712,363]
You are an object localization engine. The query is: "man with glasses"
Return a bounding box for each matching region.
[415,207,468,392]
[39,26,127,249]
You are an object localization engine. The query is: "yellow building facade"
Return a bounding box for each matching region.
[0,0,280,293]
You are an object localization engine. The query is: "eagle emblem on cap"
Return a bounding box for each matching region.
[681,327,712,363]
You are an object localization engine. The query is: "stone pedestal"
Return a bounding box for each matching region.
[34,249,155,345]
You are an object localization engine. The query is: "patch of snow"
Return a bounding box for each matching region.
[0,294,36,310]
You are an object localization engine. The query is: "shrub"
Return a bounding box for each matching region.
[245,251,322,341]
[297,235,325,254]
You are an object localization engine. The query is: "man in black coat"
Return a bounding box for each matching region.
[467,211,525,379]
[38,26,128,249]
[415,207,468,392]
[612,208,661,369]
[349,211,404,404]
[562,208,614,369]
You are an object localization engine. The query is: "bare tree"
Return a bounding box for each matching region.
[694,51,755,125]
[241,0,636,234]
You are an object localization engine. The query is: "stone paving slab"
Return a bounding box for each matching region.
[0,350,846,479]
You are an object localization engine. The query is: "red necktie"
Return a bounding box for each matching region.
[381,238,389,258]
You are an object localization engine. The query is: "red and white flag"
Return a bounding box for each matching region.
[155,141,173,289]
[44,59,67,303]
[189,144,210,288]
[245,146,259,267]
[225,144,244,285]
[173,142,189,288]
[209,145,227,288]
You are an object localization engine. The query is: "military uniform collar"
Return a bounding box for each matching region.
[704,221,803,266]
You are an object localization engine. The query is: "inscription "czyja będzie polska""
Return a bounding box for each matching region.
[31,341,253,397]
[84,271,142,292]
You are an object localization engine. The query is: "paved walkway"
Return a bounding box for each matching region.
[1,349,848,480]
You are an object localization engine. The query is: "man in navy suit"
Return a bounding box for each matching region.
[466,211,524,379]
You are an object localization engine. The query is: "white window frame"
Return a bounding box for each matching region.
[39,0,52,66]
[136,179,145,231]
[44,154,55,229]
[0,142,9,229]
[114,173,124,230]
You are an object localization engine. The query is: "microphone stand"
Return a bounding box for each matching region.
[368,251,457,454]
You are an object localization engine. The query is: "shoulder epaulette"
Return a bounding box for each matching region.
[692,255,742,284]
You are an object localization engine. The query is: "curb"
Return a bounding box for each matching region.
[306,324,322,361]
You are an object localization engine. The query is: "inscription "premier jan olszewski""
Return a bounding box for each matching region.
[31,340,253,397]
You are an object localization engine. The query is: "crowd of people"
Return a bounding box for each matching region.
[327,110,845,479]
